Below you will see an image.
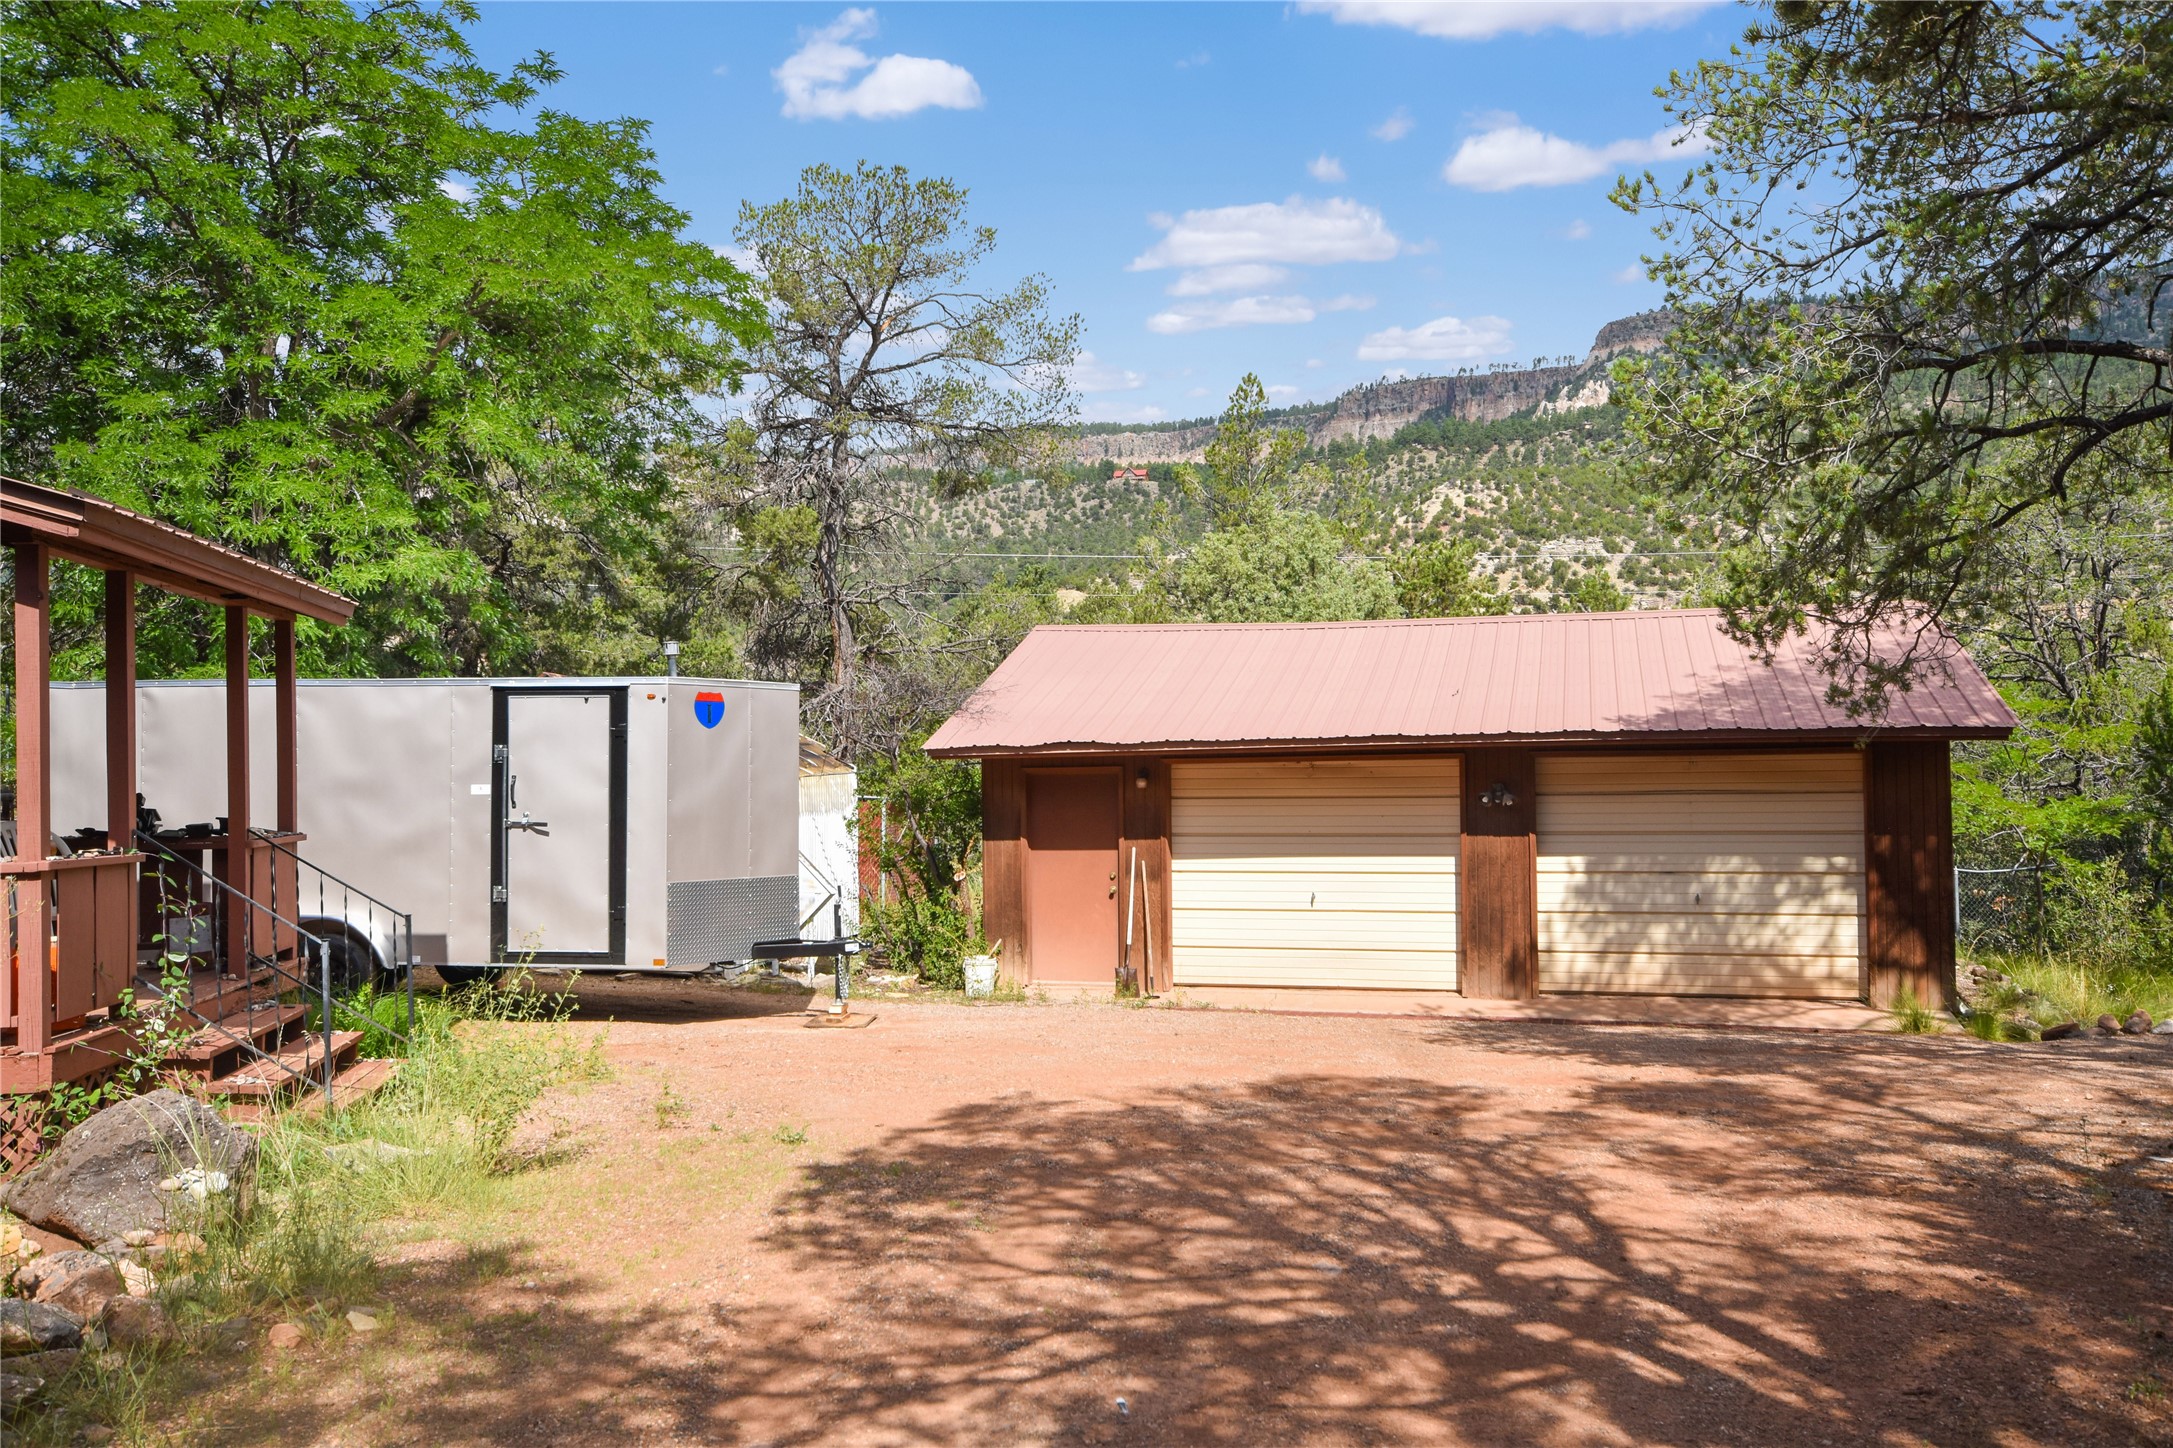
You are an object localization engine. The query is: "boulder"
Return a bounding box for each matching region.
[265,1322,305,1351]
[2155,1020,2173,1036]
[4,1348,79,1382]
[2042,1021,2085,1041]
[99,1296,173,1349]
[0,1369,41,1416]
[2122,1010,2154,1035]
[16,1250,123,1322]
[0,1299,83,1356]
[2095,1013,2122,1036]
[1,1090,254,1246]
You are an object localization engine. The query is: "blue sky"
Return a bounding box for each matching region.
[460,1,1746,422]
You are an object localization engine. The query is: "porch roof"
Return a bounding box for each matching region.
[2,478,353,623]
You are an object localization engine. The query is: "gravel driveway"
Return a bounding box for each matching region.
[214,979,2173,1447]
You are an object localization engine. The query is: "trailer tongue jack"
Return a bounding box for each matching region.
[753,901,864,1015]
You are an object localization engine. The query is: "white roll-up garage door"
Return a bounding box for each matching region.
[1170,757,1460,990]
[1536,751,1865,998]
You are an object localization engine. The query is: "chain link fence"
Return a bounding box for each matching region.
[1955,863,2047,953]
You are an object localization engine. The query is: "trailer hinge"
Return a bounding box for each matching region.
[492,745,508,764]
[491,885,508,903]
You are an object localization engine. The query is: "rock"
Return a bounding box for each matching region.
[1,1089,255,1246]
[99,1296,172,1349]
[2042,1021,2085,1041]
[19,1251,123,1322]
[345,1309,380,1333]
[2123,1010,2154,1035]
[4,1349,79,1382]
[117,1259,157,1299]
[0,1299,84,1356]
[2096,1013,2122,1035]
[121,1229,156,1249]
[265,1322,304,1351]
[0,1222,18,1259]
[2155,1020,2173,1035]
[0,1369,41,1415]
[82,1425,116,1444]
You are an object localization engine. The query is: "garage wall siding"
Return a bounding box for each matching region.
[1171,757,1460,990]
[1536,751,1867,998]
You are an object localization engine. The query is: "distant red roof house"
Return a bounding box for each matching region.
[924,609,2016,758]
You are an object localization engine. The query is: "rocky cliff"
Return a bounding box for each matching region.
[1071,309,1674,465]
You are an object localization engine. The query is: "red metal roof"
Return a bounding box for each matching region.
[924,610,2018,757]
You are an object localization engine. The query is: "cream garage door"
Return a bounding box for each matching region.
[1537,751,1865,998]
[1171,758,1460,990]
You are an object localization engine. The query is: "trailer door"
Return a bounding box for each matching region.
[492,687,628,964]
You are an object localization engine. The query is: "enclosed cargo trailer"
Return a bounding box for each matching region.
[47,677,802,981]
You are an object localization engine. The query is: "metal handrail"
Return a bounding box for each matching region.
[132,831,343,1103]
[249,829,416,1038]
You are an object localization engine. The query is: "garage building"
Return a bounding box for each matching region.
[923,610,2016,1008]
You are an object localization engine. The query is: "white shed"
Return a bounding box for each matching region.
[798,739,859,939]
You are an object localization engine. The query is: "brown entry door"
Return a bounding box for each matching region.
[1025,768,1121,984]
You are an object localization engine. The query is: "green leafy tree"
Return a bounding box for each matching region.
[1190,373,1311,527]
[1613,1,2173,705]
[731,162,1079,754]
[1557,570,1631,614]
[1393,537,1501,617]
[1172,512,1399,624]
[2,0,764,675]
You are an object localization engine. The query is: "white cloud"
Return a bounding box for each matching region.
[438,179,475,202]
[1167,263,1292,297]
[1307,153,1347,183]
[1562,218,1592,240]
[1147,293,1371,335]
[1131,196,1401,271]
[712,63,730,77]
[1148,295,1320,335]
[1266,384,1302,398]
[1356,313,1514,361]
[1175,50,1211,68]
[1301,1,1720,40]
[1372,107,1415,142]
[775,9,982,121]
[1444,115,1710,191]
[1305,357,1324,369]
[1613,261,1648,283]
[1084,400,1168,423]
[1068,351,1146,393]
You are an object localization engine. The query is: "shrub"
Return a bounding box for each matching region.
[863,892,984,990]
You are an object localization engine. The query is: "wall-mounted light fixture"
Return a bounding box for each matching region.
[1478,782,1518,808]
[1135,768,1150,789]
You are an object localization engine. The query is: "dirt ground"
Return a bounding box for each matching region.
[193,977,2172,1447]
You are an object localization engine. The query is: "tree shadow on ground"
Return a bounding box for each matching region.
[196,1034,2173,1447]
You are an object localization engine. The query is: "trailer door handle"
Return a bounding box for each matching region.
[505,812,551,836]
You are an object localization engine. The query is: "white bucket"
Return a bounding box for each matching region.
[963,955,999,999]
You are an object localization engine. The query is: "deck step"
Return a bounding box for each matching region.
[167,1002,306,1065]
[223,1057,399,1122]
[203,1031,363,1099]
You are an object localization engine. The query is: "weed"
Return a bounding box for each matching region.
[2125,1376,2163,1403]
[654,1080,691,1130]
[1890,988,1942,1034]
[773,1124,809,1146]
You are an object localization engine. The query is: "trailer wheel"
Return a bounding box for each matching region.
[434,965,499,988]
[316,933,380,995]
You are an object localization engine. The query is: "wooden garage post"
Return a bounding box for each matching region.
[104,570,137,850]
[1864,740,1957,1011]
[980,759,1027,984]
[1120,757,1172,994]
[1458,747,1538,999]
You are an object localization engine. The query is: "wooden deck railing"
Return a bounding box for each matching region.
[3,853,140,1051]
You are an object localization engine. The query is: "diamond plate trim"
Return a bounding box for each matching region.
[667,876,799,966]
